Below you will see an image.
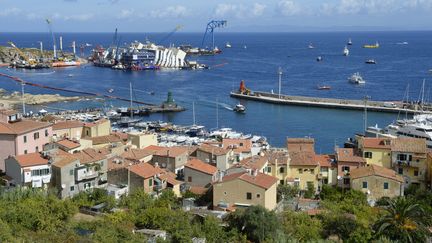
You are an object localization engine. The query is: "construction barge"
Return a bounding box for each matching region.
[230,81,432,114]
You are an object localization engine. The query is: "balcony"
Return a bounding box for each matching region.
[394,160,419,168]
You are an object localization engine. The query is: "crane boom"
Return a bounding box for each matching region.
[201,20,227,49]
[8,41,30,62]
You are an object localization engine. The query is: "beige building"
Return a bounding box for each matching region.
[222,138,252,161]
[151,146,190,176]
[287,151,319,191]
[184,158,218,187]
[52,120,83,140]
[82,119,111,138]
[81,133,124,149]
[213,171,278,210]
[315,154,337,187]
[350,164,404,204]
[265,149,290,185]
[128,132,157,149]
[195,144,233,171]
[357,137,392,168]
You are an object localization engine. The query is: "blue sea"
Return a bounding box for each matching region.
[1,31,432,153]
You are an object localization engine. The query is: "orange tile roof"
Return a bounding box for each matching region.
[239,155,268,170]
[112,131,129,141]
[350,164,404,183]
[108,156,136,170]
[391,138,427,154]
[56,139,80,150]
[70,148,106,164]
[289,151,318,166]
[362,138,391,150]
[189,186,209,195]
[266,150,289,165]
[0,120,51,135]
[52,156,79,168]
[218,172,278,190]
[85,134,122,145]
[185,158,218,175]
[52,120,83,130]
[287,138,315,152]
[121,149,152,161]
[315,154,335,167]
[83,118,109,128]
[13,153,48,167]
[222,138,252,153]
[130,163,164,179]
[154,146,190,158]
[336,148,366,164]
[197,144,229,156]
[143,145,165,153]
[159,171,182,185]
[0,109,18,116]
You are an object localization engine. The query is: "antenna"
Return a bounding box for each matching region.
[278,67,282,99]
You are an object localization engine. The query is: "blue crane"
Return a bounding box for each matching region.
[201,20,227,50]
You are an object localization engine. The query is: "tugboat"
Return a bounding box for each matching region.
[233,103,246,113]
[365,59,376,64]
[343,46,349,56]
[348,72,366,84]
[347,38,353,46]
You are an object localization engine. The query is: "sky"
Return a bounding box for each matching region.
[1,0,432,32]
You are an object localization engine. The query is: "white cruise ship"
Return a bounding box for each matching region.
[366,114,432,147]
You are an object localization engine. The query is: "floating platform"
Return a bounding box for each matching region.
[230,91,432,114]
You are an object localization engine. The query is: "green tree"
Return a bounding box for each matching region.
[304,182,315,199]
[226,205,281,242]
[277,184,299,202]
[281,210,322,241]
[374,197,431,242]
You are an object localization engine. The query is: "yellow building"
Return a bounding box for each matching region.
[128,132,158,149]
[315,154,337,187]
[83,119,111,138]
[213,171,278,210]
[358,137,392,168]
[52,120,84,140]
[287,151,320,191]
[265,149,290,185]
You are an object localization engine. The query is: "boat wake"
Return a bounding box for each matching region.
[199,99,233,110]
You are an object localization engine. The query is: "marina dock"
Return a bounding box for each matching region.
[230,91,432,114]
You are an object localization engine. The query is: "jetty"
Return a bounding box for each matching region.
[230,81,432,114]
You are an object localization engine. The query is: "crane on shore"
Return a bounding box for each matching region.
[201,20,227,50]
[46,18,57,60]
[7,41,37,65]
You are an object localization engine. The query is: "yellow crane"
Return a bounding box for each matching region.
[7,41,37,65]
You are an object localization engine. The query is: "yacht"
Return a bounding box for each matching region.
[343,46,349,56]
[348,72,365,84]
[365,59,376,64]
[366,114,432,148]
[233,103,246,113]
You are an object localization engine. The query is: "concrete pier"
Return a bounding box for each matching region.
[230,91,432,114]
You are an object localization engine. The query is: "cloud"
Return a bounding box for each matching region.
[117,9,134,19]
[52,13,94,21]
[276,0,302,16]
[150,5,188,18]
[0,7,22,17]
[214,3,267,18]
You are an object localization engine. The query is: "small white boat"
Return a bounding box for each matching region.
[316,56,323,62]
[233,103,246,113]
[365,59,376,64]
[347,38,353,45]
[348,72,365,84]
[308,43,315,49]
[343,46,349,56]
[225,42,232,48]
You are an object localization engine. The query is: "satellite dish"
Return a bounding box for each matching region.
[61,184,66,189]
[337,175,342,180]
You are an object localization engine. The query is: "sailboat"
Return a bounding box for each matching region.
[186,102,207,137]
[343,46,349,56]
[117,81,141,127]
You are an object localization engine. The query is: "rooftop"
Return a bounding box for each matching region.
[13,152,49,167]
[83,118,109,128]
[266,150,289,165]
[239,155,268,170]
[121,149,152,161]
[222,138,252,153]
[70,148,106,164]
[185,158,218,175]
[350,164,404,183]
[52,156,79,168]
[336,148,366,164]
[52,120,83,130]
[361,138,391,150]
[391,138,427,154]
[84,134,122,145]
[218,171,278,190]
[289,151,318,166]
[197,144,229,156]
[154,146,190,158]
[287,138,315,152]
[56,139,80,150]
[315,154,335,167]
[0,119,51,135]
[130,163,164,179]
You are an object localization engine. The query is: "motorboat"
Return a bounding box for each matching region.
[225,42,232,48]
[347,38,353,46]
[233,103,246,113]
[343,46,349,56]
[363,42,379,48]
[317,85,331,90]
[308,43,315,49]
[365,59,376,64]
[107,88,114,93]
[316,56,323,62]
[348,72,365,84]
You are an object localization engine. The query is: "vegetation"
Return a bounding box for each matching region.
[277,184,299,202]
[1,185,431,242]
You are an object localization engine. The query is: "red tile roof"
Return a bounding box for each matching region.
[185,158,218,175]
[189,186,209,195]
[218,172,278,190]
[391,138,427,154]
[70,148,106,164]
[287,138,315,152]
[350,164,404,183]
[130,163,164,179]
[289,151,318,166]
[121,149,152,161]
[315,154,335,167]
[0,120,51,135]
[154,146,190,158]
[52,156,79,168]
[83,118,109,128]
[266,150,289,165]
[239,155,268,170]
[56,139,80,150]
[361,138,391,150]
[52,120,83,130]
[336,148,366,164]
[13,153,48,167]
[197,144,229,156]
[222,138,252,153]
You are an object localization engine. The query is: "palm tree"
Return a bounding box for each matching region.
[374,197,431,242]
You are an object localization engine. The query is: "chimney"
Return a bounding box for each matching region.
[154,162,159,168]
[252,169,258,177]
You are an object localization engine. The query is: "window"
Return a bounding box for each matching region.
[86,130,89,136]
[84,182,91,189]
[33,132,39,140]
[149,179,153,187]
[279,167,285,174]
[246,192,252,200]
[398,167,403,175]
[362,181,368,188]
[384,182,389,189]
[100,161,104,167]
[240,142,244,146]
[343,178,350,185]
[310,169,314,174]
[320,167,328,172]
[23,136,27,143]
[188,176,192,182]
[408,155,412,161]
[397,154,407,161]
[224,191,227,195]
[70,186,75,191]
[267,167,272,173]
[256,193,261,198]
[414,170,419,176]
[280,180,284,185]
[364,152,372,159]
[45,129,49,137]
[342,166,350,173]
[24,150,27,154]
[69,169,74,176]
[298,168,303,174]
[35,146,39,152]
[31,168,50,176]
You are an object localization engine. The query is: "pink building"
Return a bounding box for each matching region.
[0,109,52,172]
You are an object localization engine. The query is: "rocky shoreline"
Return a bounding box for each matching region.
[0,89,82,109]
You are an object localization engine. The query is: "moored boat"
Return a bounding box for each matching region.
[348,72,365,84]
[317,85,331,90]
[343,46,349,56]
